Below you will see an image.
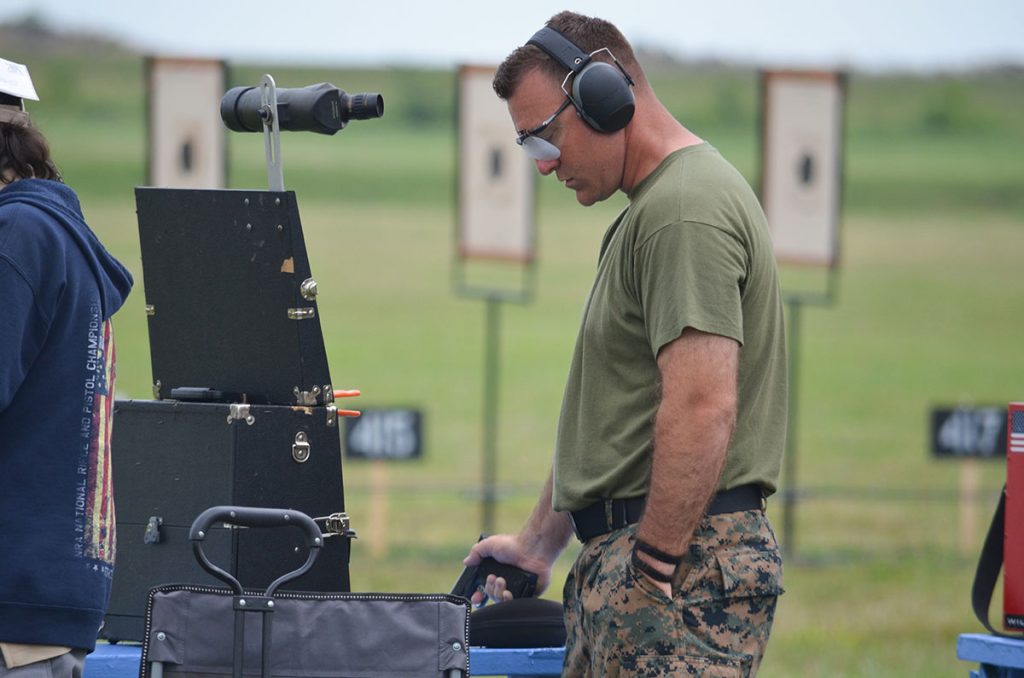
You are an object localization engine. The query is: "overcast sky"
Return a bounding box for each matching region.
[1,0,1022,72]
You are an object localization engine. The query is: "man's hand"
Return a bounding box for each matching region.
[632,547,675,599]
[463,534,552,605]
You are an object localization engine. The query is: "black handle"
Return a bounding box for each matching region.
[189,506,323,595]
[190,506,324,548]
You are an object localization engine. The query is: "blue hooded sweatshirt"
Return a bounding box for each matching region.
[0,179,133,650]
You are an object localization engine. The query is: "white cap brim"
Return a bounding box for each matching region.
[0,58,39,101]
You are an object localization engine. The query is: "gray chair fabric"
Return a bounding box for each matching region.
[141,586,470,678]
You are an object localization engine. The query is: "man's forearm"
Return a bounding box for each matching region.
[635,399,734,556]
[635,328,739,558]
[519,469,574,563]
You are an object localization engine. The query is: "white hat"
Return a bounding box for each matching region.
[0,58,39,102]
[0,58,37,125]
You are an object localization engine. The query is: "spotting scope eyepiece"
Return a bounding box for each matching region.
[220,82,384,135]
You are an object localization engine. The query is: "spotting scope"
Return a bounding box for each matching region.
[220,82,383,135]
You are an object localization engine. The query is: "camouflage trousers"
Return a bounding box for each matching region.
[562,510,784,677]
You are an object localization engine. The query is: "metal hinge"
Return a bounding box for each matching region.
[294,385,321,405]
[287,307,316,320]
[227,403,255,425]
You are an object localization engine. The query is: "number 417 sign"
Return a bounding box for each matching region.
[931,406,1008,460]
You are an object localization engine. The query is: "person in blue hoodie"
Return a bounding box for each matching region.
[0,60,133,678]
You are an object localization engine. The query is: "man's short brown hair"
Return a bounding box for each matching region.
[493,11,642,100]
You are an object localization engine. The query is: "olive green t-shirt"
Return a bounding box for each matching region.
[552,143,787,512]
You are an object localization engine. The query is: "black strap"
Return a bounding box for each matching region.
[569,484,764,544]
[634,538,684,566]
[631,547,674,583]
[527,27,590,74]
[972,486,1021,637]
[708,483,764,515]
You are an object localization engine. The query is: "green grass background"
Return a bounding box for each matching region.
[6,32,1024,675]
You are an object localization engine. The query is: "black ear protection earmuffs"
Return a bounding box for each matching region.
[526,26,636,133]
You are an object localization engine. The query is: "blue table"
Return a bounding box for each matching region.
[85,643,564,678]
[470,647,563,677]
[958,633,1024,677]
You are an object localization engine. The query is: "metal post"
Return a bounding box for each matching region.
[782,297,801,561]
[481,295,502,536]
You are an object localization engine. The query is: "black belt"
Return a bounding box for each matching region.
[568,483,765,543]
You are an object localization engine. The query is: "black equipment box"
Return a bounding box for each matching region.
[102,188,352,642]
[102,400,350,641]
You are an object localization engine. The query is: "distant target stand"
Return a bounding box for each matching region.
[760,70,846,276]
[453,65,538,537]
[145,56,228,189]
[759,70,848,560]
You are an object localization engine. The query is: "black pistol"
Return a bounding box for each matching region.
[452,556,538,601]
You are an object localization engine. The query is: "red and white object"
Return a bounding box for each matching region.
[1005,403,1024,629]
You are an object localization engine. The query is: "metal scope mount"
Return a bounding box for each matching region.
[258,74,286,192]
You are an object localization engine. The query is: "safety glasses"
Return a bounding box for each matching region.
[515,97,572,161]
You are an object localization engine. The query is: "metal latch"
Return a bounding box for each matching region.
[315,512,356,539]
[227,403,255,425]
[292,431,311,463]
[144,516,163,544]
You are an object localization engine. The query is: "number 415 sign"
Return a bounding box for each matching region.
[930,406,1008,460]
[344,409,423,461]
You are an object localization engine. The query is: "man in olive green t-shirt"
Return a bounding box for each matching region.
[464,11,788,676]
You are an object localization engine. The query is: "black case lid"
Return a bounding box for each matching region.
[136,188,332,405]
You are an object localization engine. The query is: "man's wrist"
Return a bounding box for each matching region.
[631,537,684,583]
[631,548,675,583]
[634,537,685,566]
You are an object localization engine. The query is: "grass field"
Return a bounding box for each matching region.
[6,29,1024,675]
